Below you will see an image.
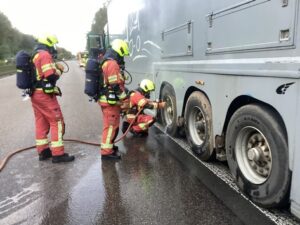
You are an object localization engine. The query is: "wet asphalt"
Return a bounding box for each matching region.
[0,61,245,225]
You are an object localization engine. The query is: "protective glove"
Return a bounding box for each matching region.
[158,101,166,109]
[54,86,62,96]
[56,63,64,73]
[120,99,130,110]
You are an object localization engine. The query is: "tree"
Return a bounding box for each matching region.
[86,5,108,50]
[57,47,74,60]
[91,7,107,35]
[0,11,73,60]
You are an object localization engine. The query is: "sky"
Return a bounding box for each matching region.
[0,0,105,54]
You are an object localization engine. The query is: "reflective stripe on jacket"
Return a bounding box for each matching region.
[32,50,61,81]
[99,59,127,105]
[129,91,148,110]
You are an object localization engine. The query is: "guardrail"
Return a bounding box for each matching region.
[0,64,16,77]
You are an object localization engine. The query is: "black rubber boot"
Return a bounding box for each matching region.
[121,121,130,133]
[130,130,148,137]
[101,150,121,160]
[52,153,75,163]
[113,145,119,151]
[39,148,52,161]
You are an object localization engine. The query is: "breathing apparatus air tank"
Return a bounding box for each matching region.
[16,50,35,89]
[84,58,103,101]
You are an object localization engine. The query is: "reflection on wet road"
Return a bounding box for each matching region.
[0,131,243,225]
[0,62,243,225]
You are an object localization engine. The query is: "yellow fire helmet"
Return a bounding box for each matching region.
[111,39,129,57]
[37,34,59,47]
[140,79,155,93]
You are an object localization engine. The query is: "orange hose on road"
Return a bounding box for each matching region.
[114,107,144,143]
[0,145,35,172]
[0,108,144,172]
[0,139,99,173]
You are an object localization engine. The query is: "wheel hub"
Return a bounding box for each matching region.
[164,96,174,125]
[235,127,272,184]
[188,106,206,146]
[247,147,263,162]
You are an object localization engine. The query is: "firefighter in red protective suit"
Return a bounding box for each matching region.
[121,79,166,137]
[31,35,75,163]
[99,39,129,160]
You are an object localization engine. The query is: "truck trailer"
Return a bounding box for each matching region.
[106,0,300,219]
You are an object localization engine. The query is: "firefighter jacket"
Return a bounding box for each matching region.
[128,90,159,113]
[33,50,62,82]
[99,59,127,106]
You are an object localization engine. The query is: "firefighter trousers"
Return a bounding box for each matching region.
[31,90,65,156]
[99,104,121,155]
[125,114,155,133]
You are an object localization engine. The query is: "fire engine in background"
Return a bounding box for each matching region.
[77,51,88,68]
[89,0,300,220]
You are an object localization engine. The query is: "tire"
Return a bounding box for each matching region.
[184,92,214,161]
[159,84,178,136]
[226,104,291,207]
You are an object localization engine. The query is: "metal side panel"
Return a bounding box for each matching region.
[206,0,298,54]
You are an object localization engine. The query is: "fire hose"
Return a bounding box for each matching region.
[0,107,144,172]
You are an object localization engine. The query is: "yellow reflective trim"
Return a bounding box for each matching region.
[101,124,114,149]
[55,69,62,76]
[99,95,108,103]
[42,63,56,71]
[44,89,54,94]
[42,68,53,73]
[35,68,41,80]
[51,120,63,148]
[41,64,51,69]
[108,100,117,105]
[138,123,147,130]
[51,141,63,148]
[58,120,63,143]
[138,99,147,107]
[105,125,113,146]
[108,75,118,83]
[118,92,127,100]
[102,61,108,68]
[101,143,113,149]
[41,63,53,70]
[36,139,48,146]
[33,54,39,62]
[125,114,136,119]
[17,69,22,72]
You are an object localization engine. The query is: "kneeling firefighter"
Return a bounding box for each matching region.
[121,79,166,137]
[31,35,74,163]
[99,39,129,160]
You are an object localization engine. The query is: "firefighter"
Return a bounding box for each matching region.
[121,79,166,137]
[31,34,75,163]
[99,39,129,160]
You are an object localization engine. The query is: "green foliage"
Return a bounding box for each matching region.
[86,6,108,50]
[0,11,36,60]
[57,47,74,60]
[91,7,107,35]
[0,11,74,61]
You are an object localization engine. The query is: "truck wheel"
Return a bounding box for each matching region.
[159,84,178,136]
[226,104,291,207]
[185,92,214,161]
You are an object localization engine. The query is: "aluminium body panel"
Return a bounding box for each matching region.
[107,0,300,218]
